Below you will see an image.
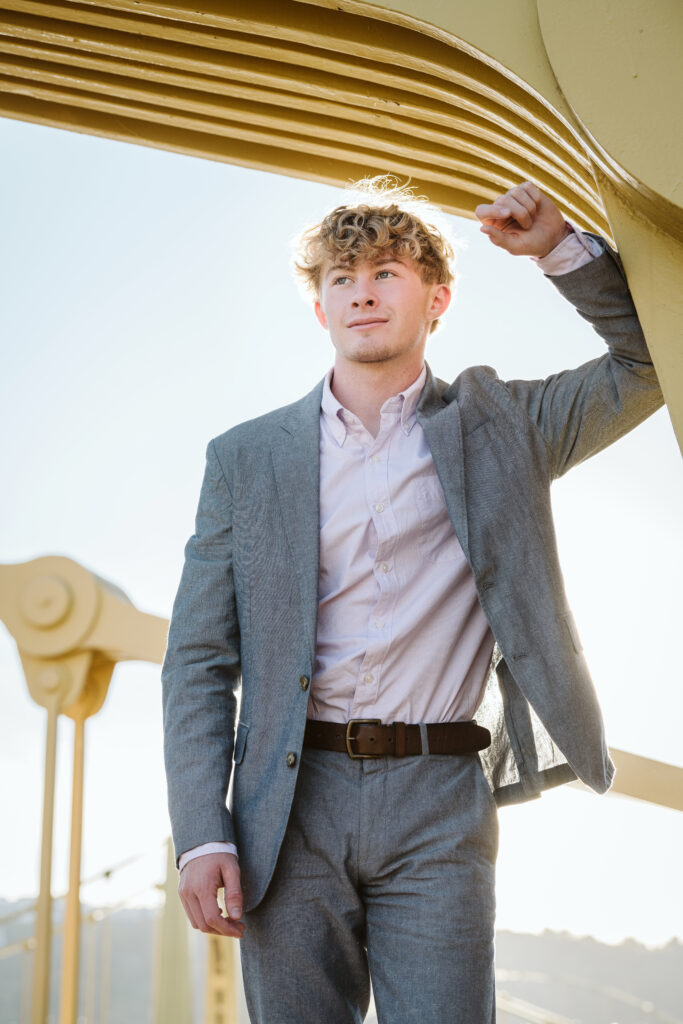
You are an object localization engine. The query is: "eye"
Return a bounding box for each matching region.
[376,270,394,279]
[332,275,350,286]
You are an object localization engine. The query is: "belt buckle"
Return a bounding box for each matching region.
[345,719,382,759]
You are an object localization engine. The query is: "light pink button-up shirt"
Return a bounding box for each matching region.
[309,365,494,724]
[179,228,599,869]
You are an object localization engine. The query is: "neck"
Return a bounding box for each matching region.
[330,356,425,436]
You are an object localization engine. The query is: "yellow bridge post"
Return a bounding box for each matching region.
[205,934,238,1024]
[153,838,194,1024]
[0,556,168,1024]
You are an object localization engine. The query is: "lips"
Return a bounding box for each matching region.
[347,318,388,328]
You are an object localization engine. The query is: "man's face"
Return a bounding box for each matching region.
[314,256,450,368]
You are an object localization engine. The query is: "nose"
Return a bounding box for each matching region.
[351,282,377,308]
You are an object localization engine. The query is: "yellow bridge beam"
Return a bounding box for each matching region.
[0,0,678,441]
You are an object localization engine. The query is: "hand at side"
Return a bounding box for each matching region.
[475,181,571,257]
[178,852,245,938]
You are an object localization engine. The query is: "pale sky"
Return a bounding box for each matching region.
[1,116,681,947]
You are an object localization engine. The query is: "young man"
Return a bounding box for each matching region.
[162,180,662,1022]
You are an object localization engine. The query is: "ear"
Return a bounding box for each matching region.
[427,283,451,323]
[314,299,328,330]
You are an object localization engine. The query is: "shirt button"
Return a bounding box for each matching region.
[286,752,297,767]
[375,620,384,629]
[299,675,310,691]
[363,673,374,684]
[370,455,380,463]
[374,503,384,513]
[380,563,390,574]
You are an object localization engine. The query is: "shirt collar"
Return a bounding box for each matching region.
[320,370,349,446]
[397,365,426,432]
[320,365,426,446]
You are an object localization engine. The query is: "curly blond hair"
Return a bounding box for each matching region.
[293,177,455,332]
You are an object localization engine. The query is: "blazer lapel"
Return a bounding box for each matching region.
[270,380,324,662]
[417,365,470,559]
[268,368,469,661]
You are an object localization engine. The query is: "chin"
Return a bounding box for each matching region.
[351,348,398,364]
[346,337,406,363]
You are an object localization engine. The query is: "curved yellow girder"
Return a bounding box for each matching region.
[0,0,679,441]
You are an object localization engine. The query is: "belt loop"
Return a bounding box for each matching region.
[394,721,406,757]
[419,723,430,755]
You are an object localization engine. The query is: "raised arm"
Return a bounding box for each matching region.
[475,182,663,476]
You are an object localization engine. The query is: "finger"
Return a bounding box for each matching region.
[202,906,245,937]
[509,183,539,211]
[194,892,245,938]
[497,215,517,232]
[178,889,199,931]
[475,211,516,234]
[188,892,213,933]
[474,201,497,224]
[479,223,523,253]
[517,180,543,204]
[479,223,507,248]
[493,195,535,230]
[475,195,518,224]
[507,186,537,224]
[476,181,543,228]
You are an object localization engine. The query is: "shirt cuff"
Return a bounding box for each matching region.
[534,223,602,276]
[178,842,238,872]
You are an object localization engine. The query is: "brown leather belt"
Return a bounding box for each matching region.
[303,718,491,760]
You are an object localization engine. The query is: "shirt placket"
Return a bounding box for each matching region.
[349,409,401,717]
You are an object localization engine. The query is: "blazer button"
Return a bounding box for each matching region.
[299,675,310,691]
[286,752,297,767]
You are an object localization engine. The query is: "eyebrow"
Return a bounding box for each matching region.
[326,258,402,276]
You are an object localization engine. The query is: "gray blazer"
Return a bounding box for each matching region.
[162,238,663,911]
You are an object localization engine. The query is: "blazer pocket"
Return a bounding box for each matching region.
[233,722,249,764]
[463,417,495,448]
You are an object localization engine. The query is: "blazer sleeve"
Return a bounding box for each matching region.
[162,438,241,863]
[504,237,664,479]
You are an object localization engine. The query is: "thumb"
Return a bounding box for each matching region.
[222,862,243,921]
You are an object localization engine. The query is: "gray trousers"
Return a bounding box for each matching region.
[240,748,498,1024]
